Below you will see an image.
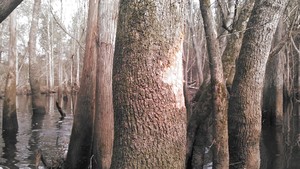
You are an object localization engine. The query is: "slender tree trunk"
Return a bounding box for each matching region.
[199,0,229,168]
[222,0,255,88]
[47,3,54,92]
[111,0,186,168]
[228,0,288,168]
[186,1,254,167]
[92,0,119,168]
[64,0,98,168]
[28,0,45,114]
[3,11,18,132]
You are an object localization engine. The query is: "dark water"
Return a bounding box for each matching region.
[0,95,73,168]
[1,95,300,168]
[261,103,300,169]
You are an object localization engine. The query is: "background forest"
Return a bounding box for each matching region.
[0,0,300,169]
[0,0,87,96]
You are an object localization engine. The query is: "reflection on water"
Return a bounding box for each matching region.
[0,95,73,168]
[2,96,300,168]
[261,103,300,169]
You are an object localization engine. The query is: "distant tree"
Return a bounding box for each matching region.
[228,0,288,168]
[3,11,18,132]
[111,0,186,168]
[28,0,45,114]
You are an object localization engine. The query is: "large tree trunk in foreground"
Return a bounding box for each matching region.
[3,11,18,132]
[199,0,228,168]
[64,0,98,168]
[28,0,45,114]
[92,0,119,168]
[228,0,288,168]
[111,0,186,168]
[0,0,23,23]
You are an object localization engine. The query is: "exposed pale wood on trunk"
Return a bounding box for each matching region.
[111,0,186,168]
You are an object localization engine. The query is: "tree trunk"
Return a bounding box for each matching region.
[186,1,254,167]
[199,0,229,168]
[3,11,18,132]
[111,0,186,168]
[262,19,284,126]
[228,0,288,168]
[92,0,119,168]
[222,0,255,88]
[64,0,98,168]
[28,0,45,114]
[47,3,54,92]
[0,0,23,23]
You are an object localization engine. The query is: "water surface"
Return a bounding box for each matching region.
[0,95,73,168]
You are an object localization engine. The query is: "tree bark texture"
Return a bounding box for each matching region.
[92,0,119,168]
[64,0,98,168]
[199,0,229,168]
[186,1,254,167]
[3,11,18,132]
[228,0,288,168]
[28,0,45,114]
[186,82,212,168]
[111,0,186,168]
[0,0,23,23]
[262,19,284,126]
[221,0,255,87]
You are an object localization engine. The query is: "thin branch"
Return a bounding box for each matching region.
[291,36,300,54]
[49,7,85,51]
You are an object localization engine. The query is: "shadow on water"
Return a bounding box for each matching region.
[0,94,73,168]
[261,103,300,169]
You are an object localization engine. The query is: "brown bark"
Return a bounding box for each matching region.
[28,0,45,114]
[222,0,255,87]
[186,1,255,167]
[228,0,288,168]
[186,82,212,168]
[92,0,119,168]
[199,0,229,168]
[64,0,98,168]
[3,11,18,132]
[111,0,186,168]
[0,0,23,23]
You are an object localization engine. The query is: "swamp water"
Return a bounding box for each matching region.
[0,95,300,168]
[0,95,73,168]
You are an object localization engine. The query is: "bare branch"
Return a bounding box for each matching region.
[49,7,85,51]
